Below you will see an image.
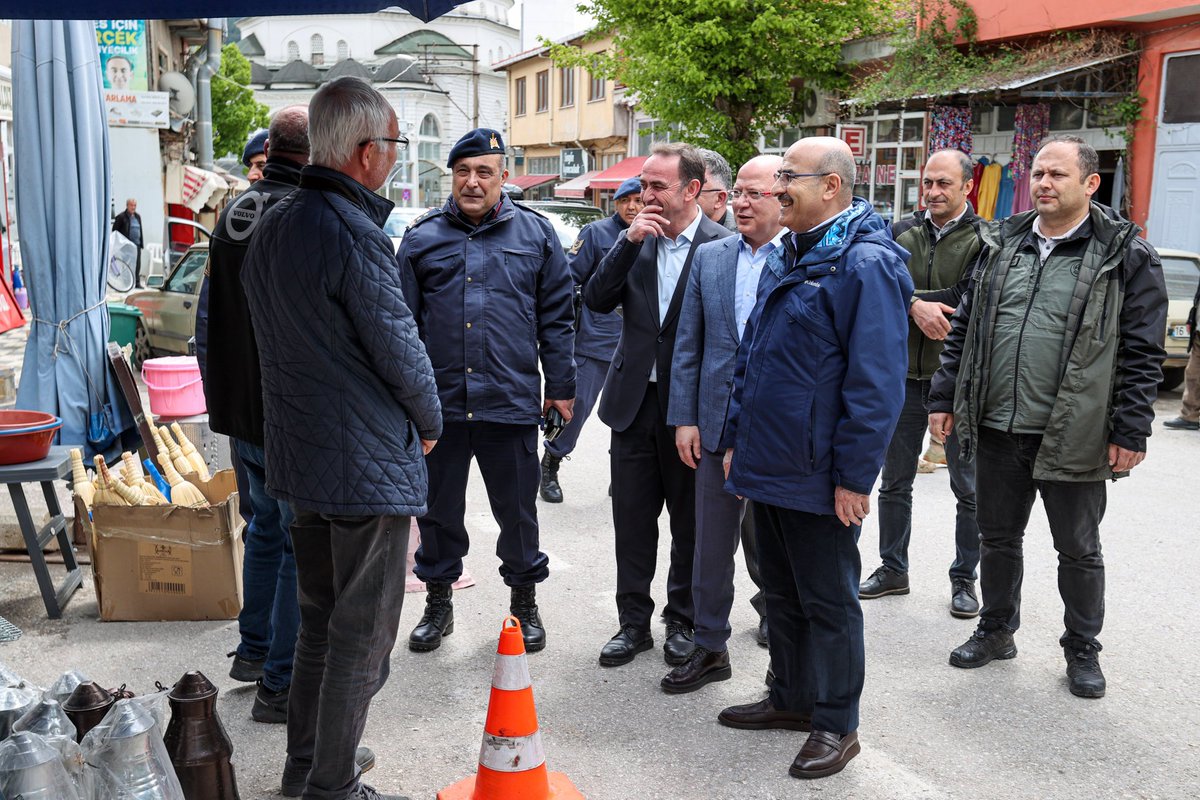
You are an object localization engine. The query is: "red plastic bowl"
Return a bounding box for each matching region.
[0,410,59,431]
[0,421,62,465]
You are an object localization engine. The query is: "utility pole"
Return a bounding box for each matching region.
[472,44,480,129]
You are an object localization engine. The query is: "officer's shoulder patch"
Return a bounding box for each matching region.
[408,208,443,230]
[569,237,585,255]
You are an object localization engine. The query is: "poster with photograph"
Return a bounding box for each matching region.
[95,20,149,91]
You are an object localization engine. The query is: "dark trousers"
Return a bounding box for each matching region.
[287,510,409,800]
[232,439,298,693]
[877,379,980,579]
[692,448,761,650]
[757,502,864,735]
[741,502,766,619]
[975,426,1106,650]
[545,354,609,459]
[415,421,548,587]
[611,383,696,629]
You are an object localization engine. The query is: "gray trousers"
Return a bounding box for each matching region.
[692,448,764,651]
[286,509,410,800]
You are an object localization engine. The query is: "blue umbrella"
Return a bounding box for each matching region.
[3,2,474,22]
[13,20,132,456]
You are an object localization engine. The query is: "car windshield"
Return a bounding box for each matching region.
[384,210,425,238]
[165,249,208,294]
[528,205,605,249]
[1162,256,1200,301]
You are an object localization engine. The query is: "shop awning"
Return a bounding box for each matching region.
[165,163,230,212]
[509,174,559,191]
[589,156,647,191]
[555,169,599,199]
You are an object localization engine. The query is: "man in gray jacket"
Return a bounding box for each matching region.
[929,134,1166,700]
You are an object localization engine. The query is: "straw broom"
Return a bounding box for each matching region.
[170,423,211,480]
[159,426,196,477]
[70,448,95,509]
[157,453,208,507]
[92,456,127,506]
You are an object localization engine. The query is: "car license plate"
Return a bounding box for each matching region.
[1171,325,1190,338]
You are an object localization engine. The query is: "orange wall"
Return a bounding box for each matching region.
[967,0,1198,42]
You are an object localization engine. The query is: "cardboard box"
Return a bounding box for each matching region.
[82,469,244,622]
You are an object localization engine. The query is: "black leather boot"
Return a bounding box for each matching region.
[539,452,563,503]
[408,583,454,652]
[510,585,546,652]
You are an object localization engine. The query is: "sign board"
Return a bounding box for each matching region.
[837,124,868,159]
[560,147,587,179]
[95,20,149,91]
[105,90,169,128]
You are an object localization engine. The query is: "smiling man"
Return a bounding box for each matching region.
[399,128,576,655]
[928,134,1167,699]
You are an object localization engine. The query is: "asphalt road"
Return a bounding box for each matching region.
[1,387,1198,799]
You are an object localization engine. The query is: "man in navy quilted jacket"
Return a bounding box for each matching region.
[399,128,576,655]
[241,76,441,800]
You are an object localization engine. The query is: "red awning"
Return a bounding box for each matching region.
[509,174,559,190]
[588,156,647,191]
[554,170,599,199]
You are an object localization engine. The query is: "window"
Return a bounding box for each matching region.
[310,34,324,66]
[337,40,349,62]
[536,69,549,112]
[559,67,575,107]
[418,114,443,206]
[515,76,527,116]
[286,40,300,61]
[588,71,605,102]
[165,250,208,295]
[527,155,561,175]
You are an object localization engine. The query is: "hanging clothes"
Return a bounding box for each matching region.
[993,163,1015,220]
[976,161,1003,220]
[1012,103,1050,179]
[1111,155,1126,217]
[968,157,986,210]
[929,106,973,155]
[1011,168,1034,215]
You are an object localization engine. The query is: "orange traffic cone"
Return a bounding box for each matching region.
[438,616,584,800]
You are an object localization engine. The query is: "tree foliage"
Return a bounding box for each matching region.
[547,0,898,164]
[212,43,270,160]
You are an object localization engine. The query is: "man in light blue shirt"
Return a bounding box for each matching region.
[665,155,783,693]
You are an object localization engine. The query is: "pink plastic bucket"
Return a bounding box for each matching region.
[142,356,206,418]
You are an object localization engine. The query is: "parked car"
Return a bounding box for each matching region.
[1158,248,1200,391]
[517,200,605,251]
[124,242,208,369]
[164,217,211,272]
[384,207,433,251]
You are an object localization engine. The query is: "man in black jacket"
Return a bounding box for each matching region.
[197,106,315,727]
[112,198,144,287]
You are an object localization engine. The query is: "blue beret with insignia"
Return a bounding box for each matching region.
[614,177,642,200]
[242,129,268,167]
[447,128,506,167]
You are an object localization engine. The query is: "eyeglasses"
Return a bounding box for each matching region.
[358,136,409,150]
[729,189,775,201]
[638,180,678,193]
[699,188,726,195]
[774,170,831,185]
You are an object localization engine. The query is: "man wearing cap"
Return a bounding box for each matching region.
[539,176,643,503]
[400,128,576,654]
[244,129,269,183]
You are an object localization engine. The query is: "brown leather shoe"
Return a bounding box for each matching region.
[660,646,731,694]
[717,697,811,732]
[789,730,860,779]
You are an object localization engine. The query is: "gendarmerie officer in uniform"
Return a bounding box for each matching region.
[399,128,577,653]
[539,176,643,502]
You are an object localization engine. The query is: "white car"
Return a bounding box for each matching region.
[384,207,433,252]
[1158,248,1200,391]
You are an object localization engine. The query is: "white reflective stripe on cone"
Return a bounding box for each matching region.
[491,653,532,691]
[478,731,547,772]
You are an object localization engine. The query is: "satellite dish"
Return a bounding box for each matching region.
[159,71,196,116]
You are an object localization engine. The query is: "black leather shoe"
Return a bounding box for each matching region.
[599,625,653,666]
[539,452,563,502]
[282,746,376,796]
[789,730,860,779]
[1065,644,1106,698]
[227,651,265,683]
[408,583,454,652]
[351,787,410,800]
[718,697,811,731]
[756,617,769,648]
[949,627,1017,668]
[661,646,731,693]
[251,680,288,724]
[1163,416,1200,430]
[859,565,909,599]
[950,577,980,618]
[663,620,695,666]
[510,585,546,653]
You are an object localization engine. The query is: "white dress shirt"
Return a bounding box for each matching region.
[649,205,704,382]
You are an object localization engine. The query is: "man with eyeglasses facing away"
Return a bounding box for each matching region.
[697,148,736,231]
[585,142,733,671]
[662,154,783,694]
[717,137,911,779]
[399,127,576,656]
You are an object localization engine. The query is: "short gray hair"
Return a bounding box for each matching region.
[816,148,856,202]
[309,77,394,168]
[1038,134,1099,180]
[697,147,732,190]
[268,104,309,157]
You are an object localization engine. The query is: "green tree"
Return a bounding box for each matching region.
[212,43,270,160]
[547,0,898,164]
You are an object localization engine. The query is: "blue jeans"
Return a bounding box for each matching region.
[233,439,298,693]
[876,379,980,580]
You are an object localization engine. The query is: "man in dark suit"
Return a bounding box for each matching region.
[585,142,734,670]
[112,198,144,287]
[663,154,783,693]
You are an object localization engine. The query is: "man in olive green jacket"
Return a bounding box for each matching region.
[860,149,984,618]
[928,135,1167,700]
